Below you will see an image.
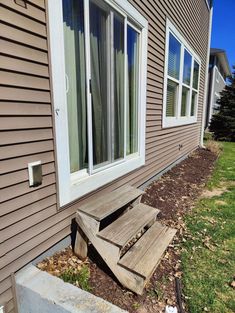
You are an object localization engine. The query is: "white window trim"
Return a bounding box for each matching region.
[47,0,148,207]
[163,19,201,128]
[214,65,226,84]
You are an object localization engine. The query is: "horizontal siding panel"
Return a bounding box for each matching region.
[0,140,54,160]
[149,140,198,173]
[0,24,47,51]
[0,184,56,216]
[0,151,54,174]
[0,220,71,270]
[0,129,53,145]
[0,288,12,305]
[0,116,52,130]
[146,123,200,140]
[1,173,56,203]
[146,132,199,161]
[0,162,55,189]
[0,6,46,37]
[0,277,12,295]
[5,299,14,313]
[134,146,197,187]
[27,0,45,9]
[146,140,199,168]
[1,71,50,90]
[0,205,57,255]
[146,127,199,149]
[0,55,49,77]
[146,127,200,145]
[146,129,199,154]
[1,0,46,23]
[0,226,69,284]
[0,87,51,102]
[146,137,198,167]
[0,39,48,64]
[0,102,51,116]
[0,195,57,232]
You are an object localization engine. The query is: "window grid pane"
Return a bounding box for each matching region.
[181,86,189,116]
[166,79,178,117]
[193,61,199,90]
[191,91,197,116]
[183,50,192,86]
[167,33,181,80]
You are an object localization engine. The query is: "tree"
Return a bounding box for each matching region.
[209,66,235,141]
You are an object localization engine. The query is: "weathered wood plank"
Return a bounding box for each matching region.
[119,222,177,279]
[97,204,159,248]
[78,185,143,221]
[74,227,88,260]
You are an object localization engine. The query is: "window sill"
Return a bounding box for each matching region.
[60,155,145,207]
[162,116,197,128]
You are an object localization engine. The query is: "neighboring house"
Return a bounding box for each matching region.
[205,48,231,128]
[0,0,212,311]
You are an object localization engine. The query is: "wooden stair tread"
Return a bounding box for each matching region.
[77,185,143,221]
[97,203,160,248]
[118,222,177,279]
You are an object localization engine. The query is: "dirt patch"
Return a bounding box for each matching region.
[215,200,227,206]
[38,148,217,313]
[201,187,227,198]
[142,148,216,228]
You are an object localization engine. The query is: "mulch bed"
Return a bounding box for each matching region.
[38,148,217,313]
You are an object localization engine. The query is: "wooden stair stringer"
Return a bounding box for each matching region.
[76,211,145,294]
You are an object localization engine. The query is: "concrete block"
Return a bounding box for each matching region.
[15,265,127,313]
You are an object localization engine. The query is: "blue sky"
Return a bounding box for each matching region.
[211,0,235,71]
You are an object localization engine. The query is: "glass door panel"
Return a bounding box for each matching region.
[126,25,139,155]
[113,13,125,161]
[62,0,88,174]
[89,1,109,167]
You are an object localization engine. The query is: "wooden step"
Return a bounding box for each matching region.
[118,222,177,279]
[97,203,160,248]
[77,185,143,221]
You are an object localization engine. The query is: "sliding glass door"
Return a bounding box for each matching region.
[62,0,140,177]
[89,0,125,169]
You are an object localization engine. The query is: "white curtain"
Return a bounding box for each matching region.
[113,15,125,160]
[63,0,87,173]
[90,2,108,166]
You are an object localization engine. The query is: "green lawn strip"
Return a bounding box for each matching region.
[181,142,235,313]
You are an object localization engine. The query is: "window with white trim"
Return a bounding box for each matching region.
[48,0,148,206]
[163,20,201,128]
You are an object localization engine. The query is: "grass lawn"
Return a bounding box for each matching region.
[182,142,235,313]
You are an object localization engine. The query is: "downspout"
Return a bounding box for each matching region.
[200,6,213,147]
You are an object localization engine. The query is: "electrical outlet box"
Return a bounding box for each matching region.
[28,161,42,187]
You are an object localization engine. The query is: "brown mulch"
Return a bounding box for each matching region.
[38,148,217,313]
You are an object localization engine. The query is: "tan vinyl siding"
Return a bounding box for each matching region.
[0,0,210,311]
